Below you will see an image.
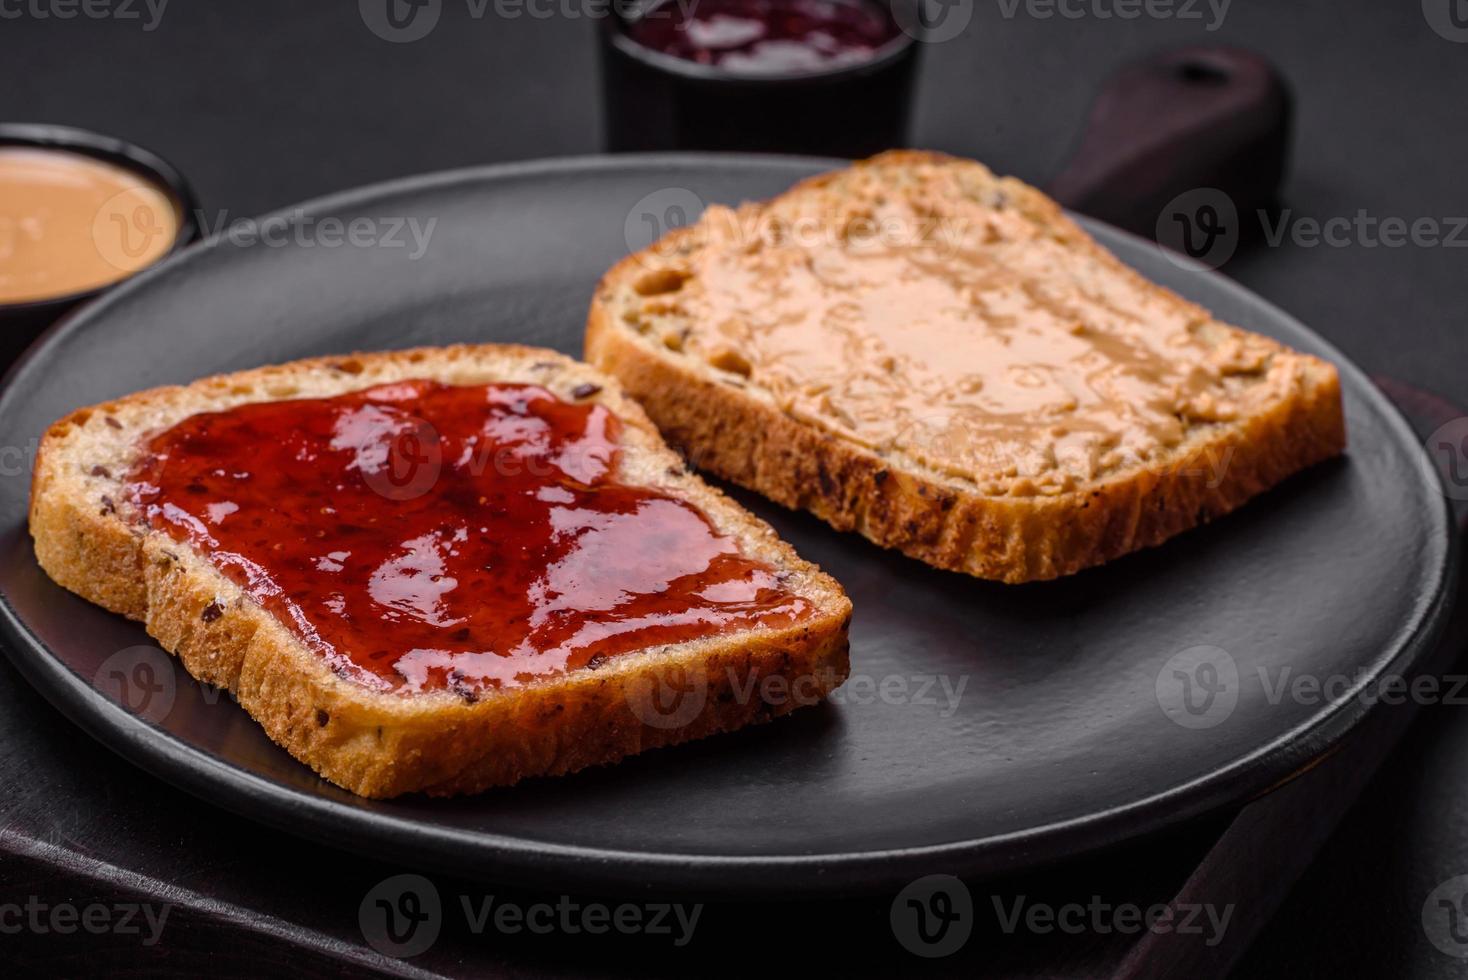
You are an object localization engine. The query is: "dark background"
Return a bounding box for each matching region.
[2,1,1467,976]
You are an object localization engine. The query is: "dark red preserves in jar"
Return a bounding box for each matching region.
[623,0,902,75]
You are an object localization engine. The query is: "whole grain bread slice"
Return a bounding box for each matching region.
[29,344,851,798]
[586,150,1346,583]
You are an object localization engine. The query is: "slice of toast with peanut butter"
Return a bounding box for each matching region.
[586,151,1346,583]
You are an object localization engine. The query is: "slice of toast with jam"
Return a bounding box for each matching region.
[29,344,851,797]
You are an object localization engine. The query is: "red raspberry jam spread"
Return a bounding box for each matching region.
[624,0,900,75]
[123,380,815,695]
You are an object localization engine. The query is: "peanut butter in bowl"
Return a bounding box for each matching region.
[0,146,181,306]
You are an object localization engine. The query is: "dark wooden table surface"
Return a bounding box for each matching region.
[2,2,1467,976]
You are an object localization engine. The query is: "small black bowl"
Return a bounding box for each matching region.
[0,124,200,371]
[598,1,920,158]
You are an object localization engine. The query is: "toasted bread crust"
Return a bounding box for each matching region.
[30,344,851,798]
[586,151,1347,583]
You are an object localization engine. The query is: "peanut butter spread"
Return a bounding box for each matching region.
[0,147,179,305]
[626,163,1308,496]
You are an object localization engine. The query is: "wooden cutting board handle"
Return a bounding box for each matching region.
[1046,46,1291,240]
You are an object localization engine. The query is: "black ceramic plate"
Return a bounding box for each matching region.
[0,156,1454,898]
